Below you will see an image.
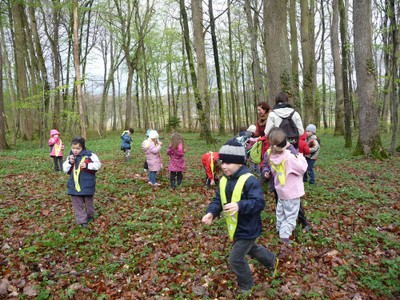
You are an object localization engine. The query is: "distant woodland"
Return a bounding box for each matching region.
[0,0,398,155]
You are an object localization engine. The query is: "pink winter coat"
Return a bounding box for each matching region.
[269,150,307,200]
[144,140,162,172]
[48,129,65,157]
[166,143,186,172]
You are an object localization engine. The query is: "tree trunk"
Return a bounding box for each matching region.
[331,0,345,135]
[320,0,327,129]
[0,43,9,150]
[208,0,225,135]
[300,0,316,125]
[353,0,383,157]
[227,0,237,132]
[180,0,212,143]
[12,2,32,140]
[264,0,292,103]
[388,0,399,154]
[339,0,352,148]
[289,0,300,110]
[1,24,17,146]
[28,2,51,147]
[244,0,265,104]
[191,0,212,140]
[73,0,86,138]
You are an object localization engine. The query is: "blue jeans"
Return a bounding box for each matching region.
[304,158,316,184]
[229,238,276,290]
[149,171,157,184]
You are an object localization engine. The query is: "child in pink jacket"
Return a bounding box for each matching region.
[166,132,187,189]
[142,130,162,186]
[48,129,65,172]
[265,128,307,244]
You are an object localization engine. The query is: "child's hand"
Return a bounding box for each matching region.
[69,155,75,164]
[210,180,215,186]
[202,213,213,225]
[224,203,239,215]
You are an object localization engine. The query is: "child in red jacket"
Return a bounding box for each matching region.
[201,152,221,187]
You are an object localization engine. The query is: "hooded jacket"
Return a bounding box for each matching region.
[121,130,132,150]
[48,129,64,157]
[144,140,162,172]
[167,143,186,172]
[268,149,307,200]
[264,103,304,137]
[201,152,219,181]
[206,166,265,240]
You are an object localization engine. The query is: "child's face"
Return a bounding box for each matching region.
[71,143,83,156]
[221,162,242,176]
[306,130,313,137]
[53,134,59,139]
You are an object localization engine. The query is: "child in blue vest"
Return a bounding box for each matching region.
[202,139,278,296]
[63,137,101,227]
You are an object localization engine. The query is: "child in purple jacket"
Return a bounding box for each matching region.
[166,132,187,189]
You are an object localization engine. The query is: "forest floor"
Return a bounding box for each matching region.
[0,131,399,299]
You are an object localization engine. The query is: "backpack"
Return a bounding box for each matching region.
[249,140,263,164]
[274,110,299,148]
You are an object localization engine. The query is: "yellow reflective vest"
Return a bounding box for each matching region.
[219,173,254,240]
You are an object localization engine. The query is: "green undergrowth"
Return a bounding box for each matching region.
[0,131,399,299]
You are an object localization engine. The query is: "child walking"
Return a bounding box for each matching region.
[62,137,101,227]
[48,129,65,172]
[142,130,162,186]
[201,151,221,187]
[264,128,307,244]
[166,132,186,188]
[120,128,134,162]
[202,139,278,295]
[304,124,320,184]
[142,129,152,172]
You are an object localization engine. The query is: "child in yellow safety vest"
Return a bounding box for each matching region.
[201,138,278,296]
[264,128,307,244]
[48,129,65,172]
[63,137,101,227]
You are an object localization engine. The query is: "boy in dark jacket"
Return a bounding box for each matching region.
[202,139,278,296]
[63,137,101,227]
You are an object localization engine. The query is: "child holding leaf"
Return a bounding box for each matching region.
[63,137,101,227]
[48,129,65,172]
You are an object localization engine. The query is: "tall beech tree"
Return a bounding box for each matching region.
[0,43,9,150]
[179,0,212,143]
[264,0,292,103]
[353,0,383,157]
[331,0,345,136]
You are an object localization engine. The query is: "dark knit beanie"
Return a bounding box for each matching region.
[219,138,246,164]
